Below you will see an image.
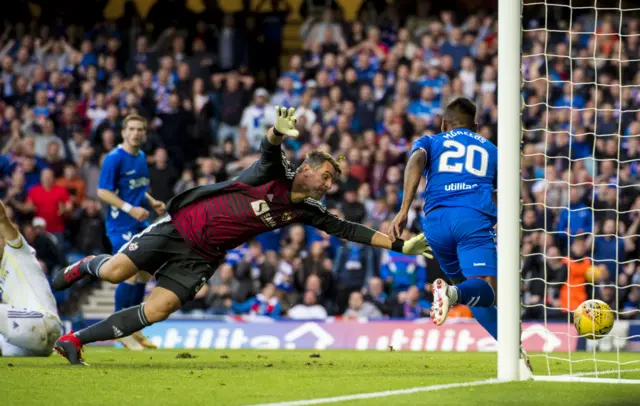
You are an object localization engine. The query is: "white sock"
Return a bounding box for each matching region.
[448,285,460,305]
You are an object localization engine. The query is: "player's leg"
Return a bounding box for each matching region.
[422,210,465,325]
[51,253,139,291]
[428,209,497,327]
[54,222,216,365]
[111,232,138,313]
[54,264,212,365]
[54,284,182,365]
[52,217,173,291]
[129,271,157,349]
[0,305,62,356]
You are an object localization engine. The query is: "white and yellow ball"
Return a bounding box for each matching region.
[573,299,615,340]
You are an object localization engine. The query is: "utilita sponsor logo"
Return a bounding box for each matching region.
[148,322,335,350]
[444,182,478,191]
[137,321,575,352]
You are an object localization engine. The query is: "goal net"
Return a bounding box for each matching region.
[516,0,640,383]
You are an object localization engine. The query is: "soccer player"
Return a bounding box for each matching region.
[96,114,166,349]
[388,98,532,372]
[52,107,433,365]
[0,199,62,356]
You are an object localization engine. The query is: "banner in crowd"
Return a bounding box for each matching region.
[65,317,640,352]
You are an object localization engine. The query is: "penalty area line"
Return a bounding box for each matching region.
[248,379,501,406]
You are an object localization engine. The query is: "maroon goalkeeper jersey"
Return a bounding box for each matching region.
[171,178,304,260]
[166,137,377,261]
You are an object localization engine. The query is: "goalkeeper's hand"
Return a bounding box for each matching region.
[400,234,434,259]
[274,106,299,139]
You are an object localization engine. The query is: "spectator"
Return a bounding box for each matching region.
[287,290,328,320]
[68,198,108,255]
[148,147,178,203]
[230,283,282,319]
[240,88,277,152]
[56,163,87,208]
[380,230,427,295]
[363,276,391,316]
[391,286,431,319]
[25,167,72,246]
[343,291,383,319]
[24,218,66,274]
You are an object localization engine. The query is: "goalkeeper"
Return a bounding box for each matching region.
[52,107,433,365]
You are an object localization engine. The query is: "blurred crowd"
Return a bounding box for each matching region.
[520,3,640,321]
[0,1,637,321]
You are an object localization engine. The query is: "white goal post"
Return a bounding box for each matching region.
[498,0,640,383]
[497,0,523,382]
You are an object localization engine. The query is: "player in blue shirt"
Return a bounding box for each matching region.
[97,114,165,349]
[389,97,501,343]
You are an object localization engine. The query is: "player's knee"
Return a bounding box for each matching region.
[143,288,182,324]
[100,254,139,283]
[143,301,176,324]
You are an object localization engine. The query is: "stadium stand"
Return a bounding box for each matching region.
[0,0,637,323]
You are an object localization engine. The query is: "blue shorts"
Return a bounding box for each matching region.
[108,227,146,254]
[421,207,497,281]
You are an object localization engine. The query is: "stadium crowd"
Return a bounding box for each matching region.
[0,1,637,321]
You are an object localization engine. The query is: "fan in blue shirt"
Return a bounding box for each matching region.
[97,114,165,349]
[388,97,505,350]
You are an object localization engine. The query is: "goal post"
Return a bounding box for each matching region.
[497,0,524,382]
[501,0,640,384]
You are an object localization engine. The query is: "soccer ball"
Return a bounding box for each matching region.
[573,299,615,340]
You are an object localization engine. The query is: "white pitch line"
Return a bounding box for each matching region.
[572,367,640,377]
[248,379,501,406]
[532,368,640,384]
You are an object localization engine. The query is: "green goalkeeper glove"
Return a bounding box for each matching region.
[393,234,434,259]
[274,106,299,139]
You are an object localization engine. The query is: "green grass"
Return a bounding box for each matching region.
[1,349,639,405]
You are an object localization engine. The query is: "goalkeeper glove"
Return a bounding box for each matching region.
[392,234,434,259]
[274,106,299,138]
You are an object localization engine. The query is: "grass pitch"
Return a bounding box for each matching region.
[1,349,639,405]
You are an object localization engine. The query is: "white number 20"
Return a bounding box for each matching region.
[438,140,488,177]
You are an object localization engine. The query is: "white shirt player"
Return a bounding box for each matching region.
[0,235,62,356]
[0,235,59,316]
[241,104,277,152]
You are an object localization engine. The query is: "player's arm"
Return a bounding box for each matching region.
[145,192,166,216]
[0,199,21,246]
[388,148,426,241]
[303,202,432,258]
[97,154,148,221]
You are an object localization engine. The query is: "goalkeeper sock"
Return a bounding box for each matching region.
[83,254,112,278]
[75,304,151,344]
[132,282,147,307]
[115,282,136,312]
[471,306,498,340]
[455,278,495,307]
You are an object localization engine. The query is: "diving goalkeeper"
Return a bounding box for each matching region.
[52,107,433,365]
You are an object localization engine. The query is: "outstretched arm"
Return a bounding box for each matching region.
[304,204,432,258]
[388,149,426,240]
[0,199,21,244]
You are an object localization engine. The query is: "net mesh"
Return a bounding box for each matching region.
[520,0,640,379]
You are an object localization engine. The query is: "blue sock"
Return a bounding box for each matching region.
[471,306,498,340]
[132,282,147,306]
[455,278,495,307]
[114,282,136,312]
